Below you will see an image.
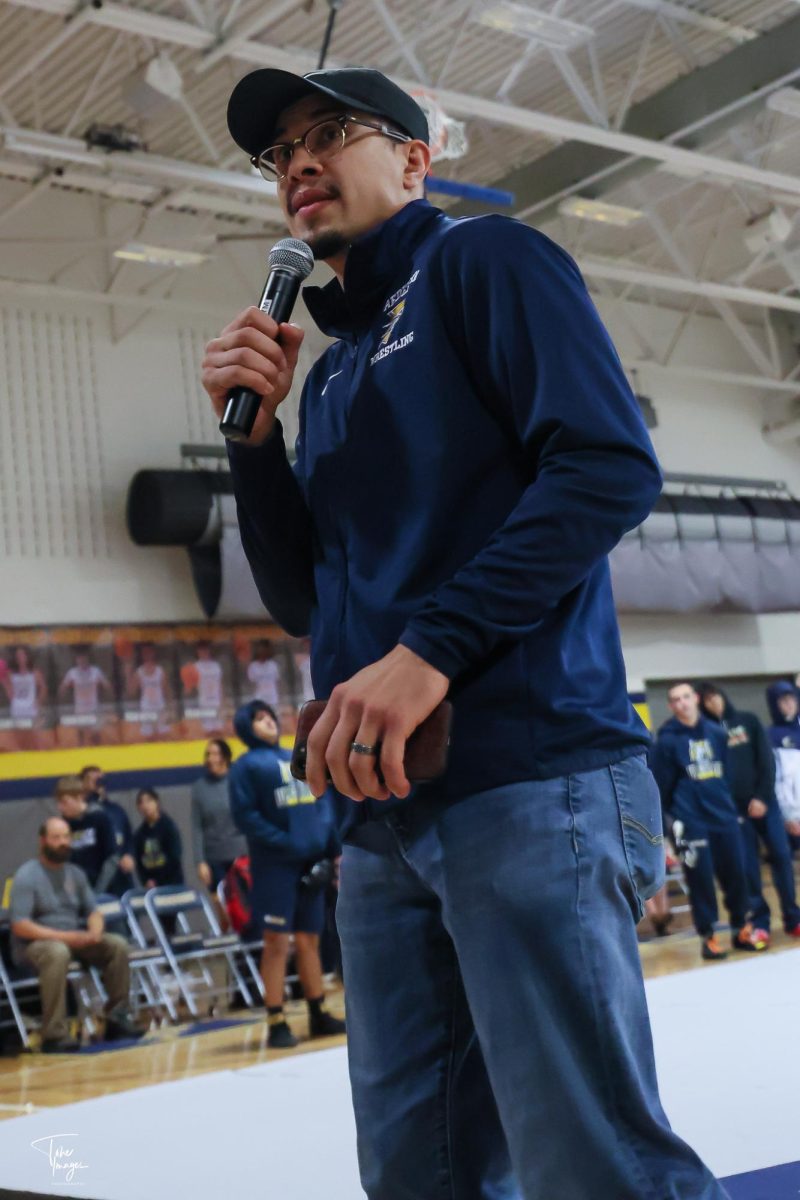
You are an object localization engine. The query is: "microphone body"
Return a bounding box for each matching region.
[219,238,314,442]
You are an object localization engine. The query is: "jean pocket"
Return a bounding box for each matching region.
[610,755,666,920]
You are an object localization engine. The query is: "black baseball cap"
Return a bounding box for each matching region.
[227,66,429,158]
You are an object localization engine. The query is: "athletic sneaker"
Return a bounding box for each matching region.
[309,1009,346,1038]
[41,1035,81,1053]
[785,923,800,938]
[701,934,727,961]
[732,924,769,952]
[267,1020,298,1049]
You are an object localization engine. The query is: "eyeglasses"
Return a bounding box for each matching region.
[252,114,412,181]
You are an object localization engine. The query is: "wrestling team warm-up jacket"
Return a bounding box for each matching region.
[229,701,338,862]
[227,199,662,817]
[651,715,739,832]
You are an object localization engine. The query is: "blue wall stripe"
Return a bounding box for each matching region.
[0,765,203,802]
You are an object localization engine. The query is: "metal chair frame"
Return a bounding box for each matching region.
[0,931,104,1050]
[139,885,258,1017]
[215,879,267,1003]
[93,894,176,1024]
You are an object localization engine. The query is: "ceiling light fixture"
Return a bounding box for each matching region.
[473,2,594,50]
[123,52,183,117]
[113,242,210,267]
[558,196,643,226]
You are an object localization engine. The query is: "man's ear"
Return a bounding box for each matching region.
[403,140,432,193]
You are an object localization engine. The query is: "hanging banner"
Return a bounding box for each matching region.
[0,623,309,754]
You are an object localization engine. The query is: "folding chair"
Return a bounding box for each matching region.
[93,894,176,1024]
[143,885,258,1017]
[120,889,183,1021]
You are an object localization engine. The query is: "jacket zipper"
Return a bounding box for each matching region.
[334,334,359,677]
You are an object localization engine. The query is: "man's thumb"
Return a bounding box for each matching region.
[280,322,305,369]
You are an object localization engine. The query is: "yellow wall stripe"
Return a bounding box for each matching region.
[0,735,296,782]
[633,701,652,731]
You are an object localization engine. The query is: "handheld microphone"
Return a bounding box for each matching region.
[219,237,314,442]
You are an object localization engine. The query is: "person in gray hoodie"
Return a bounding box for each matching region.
[191,738,246,894]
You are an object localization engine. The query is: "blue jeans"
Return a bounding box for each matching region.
[741,803,800,932]
[337,754,727,1200]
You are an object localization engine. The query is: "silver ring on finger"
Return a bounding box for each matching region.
[350,741,380,756]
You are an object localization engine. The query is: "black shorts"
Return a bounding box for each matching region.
[249,858,325,935]
[207,859,236,890]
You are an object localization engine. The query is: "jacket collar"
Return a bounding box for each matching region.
[302,199,443,339]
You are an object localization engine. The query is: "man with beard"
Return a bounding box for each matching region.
[9,817,143,1052]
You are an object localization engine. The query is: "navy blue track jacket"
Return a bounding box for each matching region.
[227,200,662,813]
[67,807,117,889]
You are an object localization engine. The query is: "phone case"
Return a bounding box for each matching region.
[290,699,453,785]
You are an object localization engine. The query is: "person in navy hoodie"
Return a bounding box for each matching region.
[80,765,136,898]
[766,680,800,854]
[203,67,726,1199]
[132,788,184,889]
[229,700,343,1049]
[698,682,800,941]
[652,682,768,961]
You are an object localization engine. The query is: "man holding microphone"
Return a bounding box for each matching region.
[202,65,726,1200]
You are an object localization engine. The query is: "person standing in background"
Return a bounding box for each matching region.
[766,681,800,854]
[229,701,344,1048]
[191,738,246,899]
[80,766,136,897]
[652,682,768,961]
[133,788,184,890]
[699,682,800,941]
[55,776,118,892]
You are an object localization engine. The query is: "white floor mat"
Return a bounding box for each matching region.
[1,950,798,1198]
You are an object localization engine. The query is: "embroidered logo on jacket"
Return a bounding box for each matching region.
[383,270,419,313]
[371,299,414,366]
[380,300,406,346]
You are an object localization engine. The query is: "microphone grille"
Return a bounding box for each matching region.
[268,237,314,279]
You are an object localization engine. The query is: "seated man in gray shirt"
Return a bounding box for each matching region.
[9,816,145,1053]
